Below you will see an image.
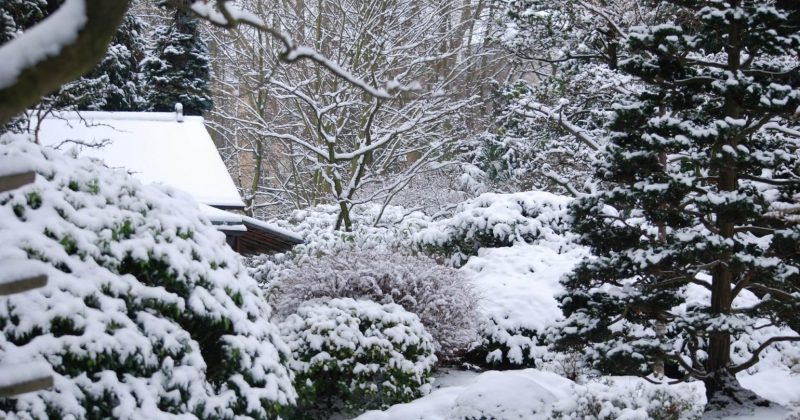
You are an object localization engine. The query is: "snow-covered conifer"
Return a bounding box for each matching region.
[555,0,800,408]
[142,6,213,115]
[0,0,46,44]
[80,14,147,111]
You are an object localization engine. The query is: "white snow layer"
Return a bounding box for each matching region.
[0,361,53,389]
[357,369,707,420]
[33,111,245,208]
[0,0,87,89]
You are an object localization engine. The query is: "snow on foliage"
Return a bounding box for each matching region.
[247,203,431,293]
[256,192,585,369]
[415,191,574,266]
[0,135,295,418]
[280,298,436,418]
[271,249,479,362]
[555,0,800,405]
[549,378,704,420]
[266,203,430,257]
[463,243,590,368]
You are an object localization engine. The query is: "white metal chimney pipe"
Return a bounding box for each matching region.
[175,103,184,123]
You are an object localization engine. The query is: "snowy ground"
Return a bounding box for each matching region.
[357,368,799,420]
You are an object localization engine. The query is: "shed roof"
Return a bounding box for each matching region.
[201,205,304,255]
[35,111,244,209]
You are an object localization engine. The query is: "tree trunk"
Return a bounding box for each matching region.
[705,261,733,403]
[704,9,744,406]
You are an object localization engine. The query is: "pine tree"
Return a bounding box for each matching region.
[48,13,147,111]
[74,14,147,111]
[555,0,800,408]
[142,7,213,115]
[0,0,46,44]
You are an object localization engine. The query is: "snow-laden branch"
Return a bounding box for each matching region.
[515,99,602,151]
[0,0,85,90]
[576,1,628,39]
[0,0,128,125]
[763,121,800,140]
[190,0,419,100]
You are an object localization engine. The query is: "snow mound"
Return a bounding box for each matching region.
[448,370,564,419]
[0,135,295,418]
[357,369,702,420]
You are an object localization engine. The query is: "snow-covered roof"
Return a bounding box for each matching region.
[35,111,245,209]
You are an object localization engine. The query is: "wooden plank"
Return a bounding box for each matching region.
[0,375,53,398]
[0,171,35,194]
[0,275,48,296]
[0,362,54,398]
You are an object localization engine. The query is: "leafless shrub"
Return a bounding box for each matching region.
[273,249,480,362]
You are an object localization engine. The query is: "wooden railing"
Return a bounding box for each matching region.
[0,169,54,398]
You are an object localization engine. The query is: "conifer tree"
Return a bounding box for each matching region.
[64,14,147,111]
[555,0,800,408]
[0,0,47,44]
[142,6,213,115]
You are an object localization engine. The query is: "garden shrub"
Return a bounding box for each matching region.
[414,191,574,266]
[280,298,436,418]
[464,318,540,369]
[273,249,480,362]
[549,381,703,420]
[0,136,295,418]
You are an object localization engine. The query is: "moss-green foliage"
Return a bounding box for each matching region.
[281,298,436,419]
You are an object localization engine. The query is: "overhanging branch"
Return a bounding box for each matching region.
[0,0,129,126]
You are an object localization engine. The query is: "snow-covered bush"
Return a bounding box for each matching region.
[414,191,574,266]
[280,298,436,418]
[272,249,479,361]
[457,242,589,370]
[549,381,703,420]
[0,137,295,418]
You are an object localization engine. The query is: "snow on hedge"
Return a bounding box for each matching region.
[0,135,295,418]
[280,298,436,417]
[256,191,587,369]
[414,191,575,266]
[248,203,431,297]
[462,243,590,367]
